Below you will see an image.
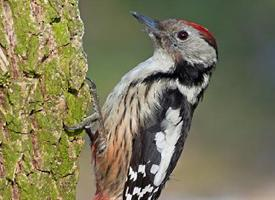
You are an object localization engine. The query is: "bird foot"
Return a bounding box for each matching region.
[64,78,105,145]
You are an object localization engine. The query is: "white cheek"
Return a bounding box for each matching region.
[180,37,217,67]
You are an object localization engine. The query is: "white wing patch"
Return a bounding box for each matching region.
[150,164,159,175]
[154,132,166,152]
[153,107,183,186]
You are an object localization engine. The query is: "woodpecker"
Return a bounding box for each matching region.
[65,12,218,200]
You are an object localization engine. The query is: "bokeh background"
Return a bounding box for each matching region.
[77,1,275,199]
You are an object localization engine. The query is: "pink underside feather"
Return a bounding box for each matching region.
[93,193,109,200]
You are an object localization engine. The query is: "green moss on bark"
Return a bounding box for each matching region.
[8,0,38,55]
[0,0,89,199]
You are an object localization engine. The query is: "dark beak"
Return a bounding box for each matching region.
[131,11,160,32]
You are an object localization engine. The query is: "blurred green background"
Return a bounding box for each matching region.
[77,1,275,199]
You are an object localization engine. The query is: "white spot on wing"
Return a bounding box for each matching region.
[126,185,155,199]
[138,184,154,199]
[133,187,141,195]
[125,187,132,200]
[150,164,159,174]
[153,108,183,186]
[138,165,146,177]
[129,167,137,181]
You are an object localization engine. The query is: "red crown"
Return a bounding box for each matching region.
[185,21,217,49]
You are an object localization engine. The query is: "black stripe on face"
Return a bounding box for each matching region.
[174,60,211,86]
[142,61,213,87]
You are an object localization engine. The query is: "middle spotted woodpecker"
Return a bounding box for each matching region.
[65,12,218,200]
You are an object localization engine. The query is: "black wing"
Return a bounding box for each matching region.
[123,88,193,200]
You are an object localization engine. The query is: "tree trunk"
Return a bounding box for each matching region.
[0,0,89,199]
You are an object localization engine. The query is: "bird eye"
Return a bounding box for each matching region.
[177,30,189,40]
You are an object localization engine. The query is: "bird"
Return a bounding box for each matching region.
[65,12,218,200]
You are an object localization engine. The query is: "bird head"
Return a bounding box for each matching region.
[132,12,218,68]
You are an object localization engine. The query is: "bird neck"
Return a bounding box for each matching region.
[174,59,214,87]
[126,48,175,82]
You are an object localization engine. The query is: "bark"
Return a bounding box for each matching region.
[0,0,90,199]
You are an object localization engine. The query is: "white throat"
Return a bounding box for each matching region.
[122,48,174,83]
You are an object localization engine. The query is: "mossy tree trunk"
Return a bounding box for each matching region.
[0,0,90,199]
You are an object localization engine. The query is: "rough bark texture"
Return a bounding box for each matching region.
[0,0,89,199]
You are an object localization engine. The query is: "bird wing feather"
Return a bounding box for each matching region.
[123,89,193,200]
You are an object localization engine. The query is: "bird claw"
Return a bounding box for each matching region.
[64,77,105,147]
[64,112,100,142]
